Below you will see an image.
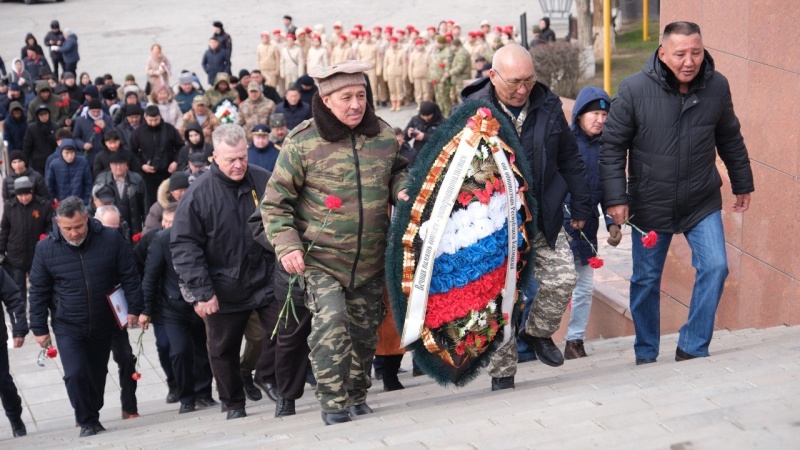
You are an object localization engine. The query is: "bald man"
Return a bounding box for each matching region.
[459,44,591,390]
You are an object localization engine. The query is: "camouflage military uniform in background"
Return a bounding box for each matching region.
[261,98,408,415]
[429,39,453,117]
[448,39,472,106]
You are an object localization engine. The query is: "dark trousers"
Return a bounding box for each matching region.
[240,311,265,375]
[272,302,312,400]
[0,340,22,421]
[142,172,169,211]
[64,61,78,76]
[164,316,212,405]
[55,329,112,426]
[51,54,65,80]
[205,304,274,410]
[152,323,174,384]
[3,265,27,310]
[110,328,137,414]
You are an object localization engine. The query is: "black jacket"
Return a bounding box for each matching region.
[201,48,231,84]
[0,268,28,341]
[129,120,183,174]
[28,218,144,337]
[142,228,194,324]
[460,77,591,248]
[0,196,53,270]
[402,106,444,165]
[170,163,274,312]
[93,170,148,235]
[274,99,312,132]
[22,119,57,175]
[600,50,754,233]
[3,167,49,201]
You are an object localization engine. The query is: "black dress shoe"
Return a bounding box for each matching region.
[197,397,219,408]
[226,408,247,420]
[321,410,352,425]
[275,397,296,418]
[636,358,657,365]
[179,402,196,414]
[93,423,106,433]
[491,376,515,391]
[675,347,700,362]
[242,373,262,401]
[220,403,228,413]
[79,426,96,437]
[254,379,279,402]
[10,418,26,437]
[166,382,179,404]
[348,403,373,416]
[518,332,564,367]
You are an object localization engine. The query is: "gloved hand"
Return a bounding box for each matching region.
[607,224,622,246]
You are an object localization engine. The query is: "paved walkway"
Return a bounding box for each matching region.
[2,325,798,448]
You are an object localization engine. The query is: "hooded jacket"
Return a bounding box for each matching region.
[402,103,444,161]
[29,217,143,337]
[600,50,754,233]
[27,81,66,125]
[460,77,591,248]
[45,139,93,204]
[141,178,173,235]
[563,87,614,264]
[203,73,238,110]
[22,114,57,175]
[171,163,274,312]
[0,195,53,271]
[175,121,213,170]
[2,166,49,201]
[72,108,112,166]
[2,101,28,151]
[262,93,409,289]
[9,58,34,95]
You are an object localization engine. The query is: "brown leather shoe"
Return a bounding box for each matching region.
[564,339,588,360]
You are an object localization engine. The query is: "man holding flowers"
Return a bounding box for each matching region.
[261,60,408,426]
[600,22,754,364]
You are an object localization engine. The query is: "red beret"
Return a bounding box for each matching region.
[272,29,281,35]
[414,38,425,45]
[427,26,436,31]
[354,23,363,30]
[396,29,406,35]
[389,36,399,42]
[386,26,394,32]
[286,33,296,39]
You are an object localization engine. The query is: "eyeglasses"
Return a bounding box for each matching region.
[493,70,536,91]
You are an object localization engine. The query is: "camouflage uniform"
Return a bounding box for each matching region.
[488,230,577,377]
[236,95,276,141]
[448,43,472,106]
[261,110,408,413]
[204,73,238,110]
[429,45,453,117]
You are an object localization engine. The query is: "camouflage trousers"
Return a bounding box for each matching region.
[304,267,386,413]
[434,81,452,117]
[489,229,578,377]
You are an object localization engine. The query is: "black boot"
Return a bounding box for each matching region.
[166,381,179,404]
[275,396,296,417]
[242,372,262,401]
[10,418,26,437]
[382,354,405,391]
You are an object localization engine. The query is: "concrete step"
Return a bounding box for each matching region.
[3,326,799,448]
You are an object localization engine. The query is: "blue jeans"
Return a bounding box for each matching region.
[566,262,594,341]
[517,277,539,361]
[629,211,728,359]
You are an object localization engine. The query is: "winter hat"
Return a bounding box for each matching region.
[144,105,161,116]
[63,71,76,80]
[169,172,190,191]
[309,60,371,96]
[238,69,250,79]
[269,113,286,128]
[178,72,193,84]
[101,85,117,100]
[50,20,60,29]
[126,104,144,117]
[297,74,314,87]
[54,85,67,94]
[125,74,136,82]
[88,98,103,110]
[83,84,99,98]
[36,104,50,116]
[9,82,20,91]
[213,21,224,29]
[9,151,25,163]
[188,152,208,166]
[14,177,33,195]
[419,101,437,116]
[580,98,610,114]
[93,184,116,203]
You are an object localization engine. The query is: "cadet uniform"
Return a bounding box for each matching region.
[408,40,431,103]
[261,61,408,425]
[356,37,380,106]
[383,39,406,111]
[256,34,282,88]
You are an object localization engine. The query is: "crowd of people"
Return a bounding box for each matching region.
[0,16,753,440]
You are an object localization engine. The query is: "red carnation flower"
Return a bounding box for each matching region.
[588,256,604,269]
[39,233,46,241]
[455,341,466,355]
[46,346,58,358]
[438,62,445,69]
[131,372,142,381]
[642,230,658,248]
[457,191,473,207]
[485,180,494,196]
[93,126,102,134]
[132,232,142,243]
[474,189,491,205]
[324,195,342,210]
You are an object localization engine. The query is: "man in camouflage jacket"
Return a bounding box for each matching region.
[428,36,454,117]
[261,60,408,426]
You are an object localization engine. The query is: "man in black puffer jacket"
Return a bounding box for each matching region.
[600,22,754,364]
[459,44,591,390]
[28,197,143,438]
